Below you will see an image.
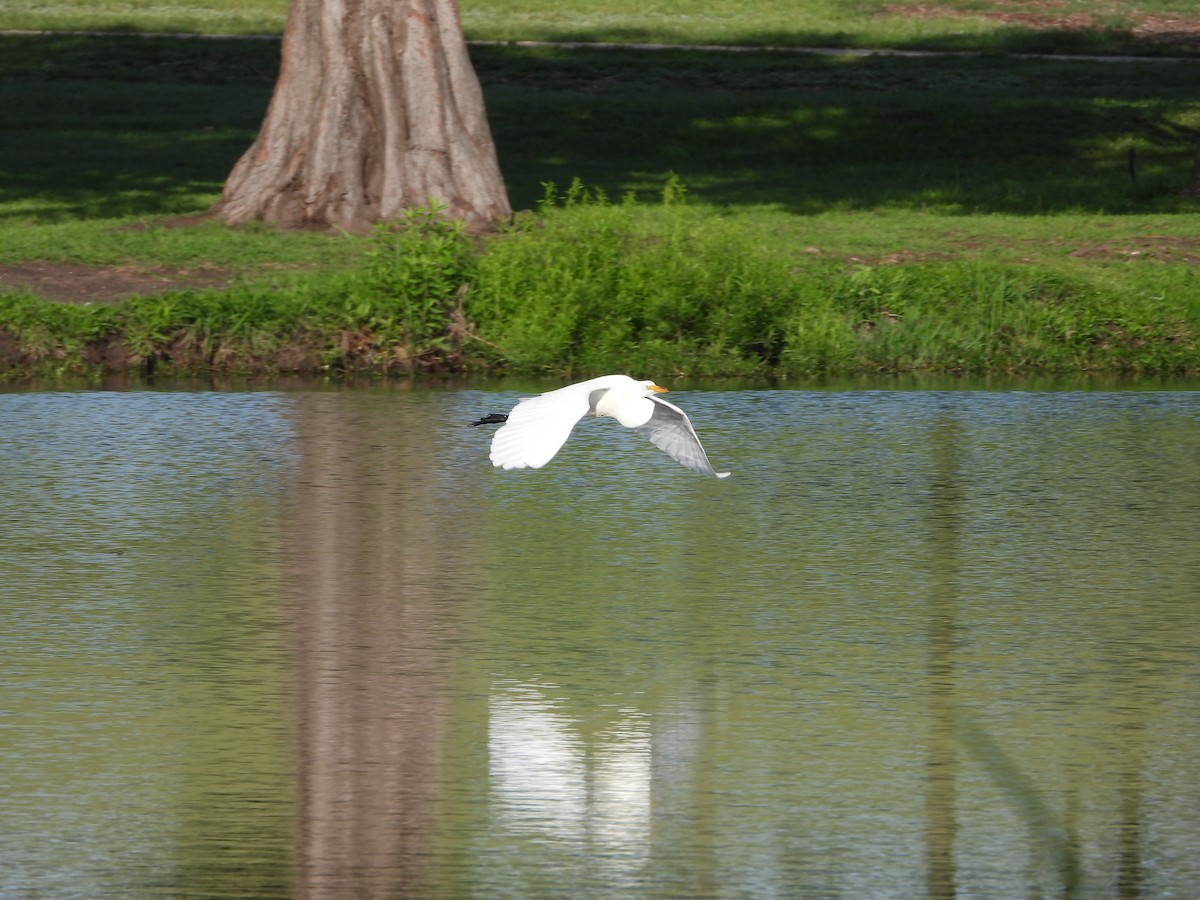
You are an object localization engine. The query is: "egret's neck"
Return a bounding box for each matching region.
[596,389,655,428]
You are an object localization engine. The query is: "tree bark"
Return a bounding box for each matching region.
[212,0,511,232]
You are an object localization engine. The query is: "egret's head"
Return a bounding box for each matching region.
[642,380,670,394]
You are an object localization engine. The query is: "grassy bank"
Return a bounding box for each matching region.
[2,0,1198,58]
[2,21,1199,380]
[470,185,1200,378]
[4,186,1198,379]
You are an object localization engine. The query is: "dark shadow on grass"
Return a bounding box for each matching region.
[477,45,1200,214]
[0,34,275,221]
[0,33,281,82]
[2,34,1198,224]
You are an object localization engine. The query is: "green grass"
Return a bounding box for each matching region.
[0,0,290,35]
[1,10,1199,379]
[5,189,1196,379]
[463,0,1200,57]
[3,37,1197,230]
[464,184,1200,378]
[2,0,1198,57]
[476,45,1200,214]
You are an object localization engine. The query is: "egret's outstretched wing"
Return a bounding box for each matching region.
[489,385,594,470]
[633,396,731,478]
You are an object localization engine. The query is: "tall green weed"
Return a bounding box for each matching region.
[354,206,478,349]
[471,178,800,377]
[468,183,1199,377]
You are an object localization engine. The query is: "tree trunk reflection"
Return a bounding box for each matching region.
[287,393,455,898]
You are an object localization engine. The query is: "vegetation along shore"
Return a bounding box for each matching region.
[2,0,1199,380]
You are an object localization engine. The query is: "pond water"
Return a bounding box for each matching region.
[1,383,1198,898]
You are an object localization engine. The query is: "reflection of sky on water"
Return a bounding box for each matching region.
[0,390,296,899]
[1,390,294,531]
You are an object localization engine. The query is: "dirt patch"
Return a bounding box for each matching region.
[821,234,1200,268]
[1131,14,1200,46]
[1064,234,1200,264]
[886,2,1092,31]
[0,260,234,304]
[884,3,1200,45]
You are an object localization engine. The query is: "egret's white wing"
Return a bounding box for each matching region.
[489,384,594,470]
[633,396,731,478]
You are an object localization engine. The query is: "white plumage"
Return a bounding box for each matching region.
[480,374,730,478]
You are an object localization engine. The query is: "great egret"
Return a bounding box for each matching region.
[471,374,730,478]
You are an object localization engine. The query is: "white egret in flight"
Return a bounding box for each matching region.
[472,374,730,478]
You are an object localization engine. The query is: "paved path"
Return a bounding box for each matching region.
[471,38,1197,64]
[2,29,1196,64]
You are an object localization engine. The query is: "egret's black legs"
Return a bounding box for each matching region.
[470,413,509,427]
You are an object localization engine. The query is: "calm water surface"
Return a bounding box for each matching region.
[1,385,1198,898]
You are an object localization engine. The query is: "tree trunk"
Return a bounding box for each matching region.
[212,0,511,232]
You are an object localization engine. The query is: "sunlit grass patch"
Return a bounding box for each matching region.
[1,0,1196,57]
[0,0,290,34]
